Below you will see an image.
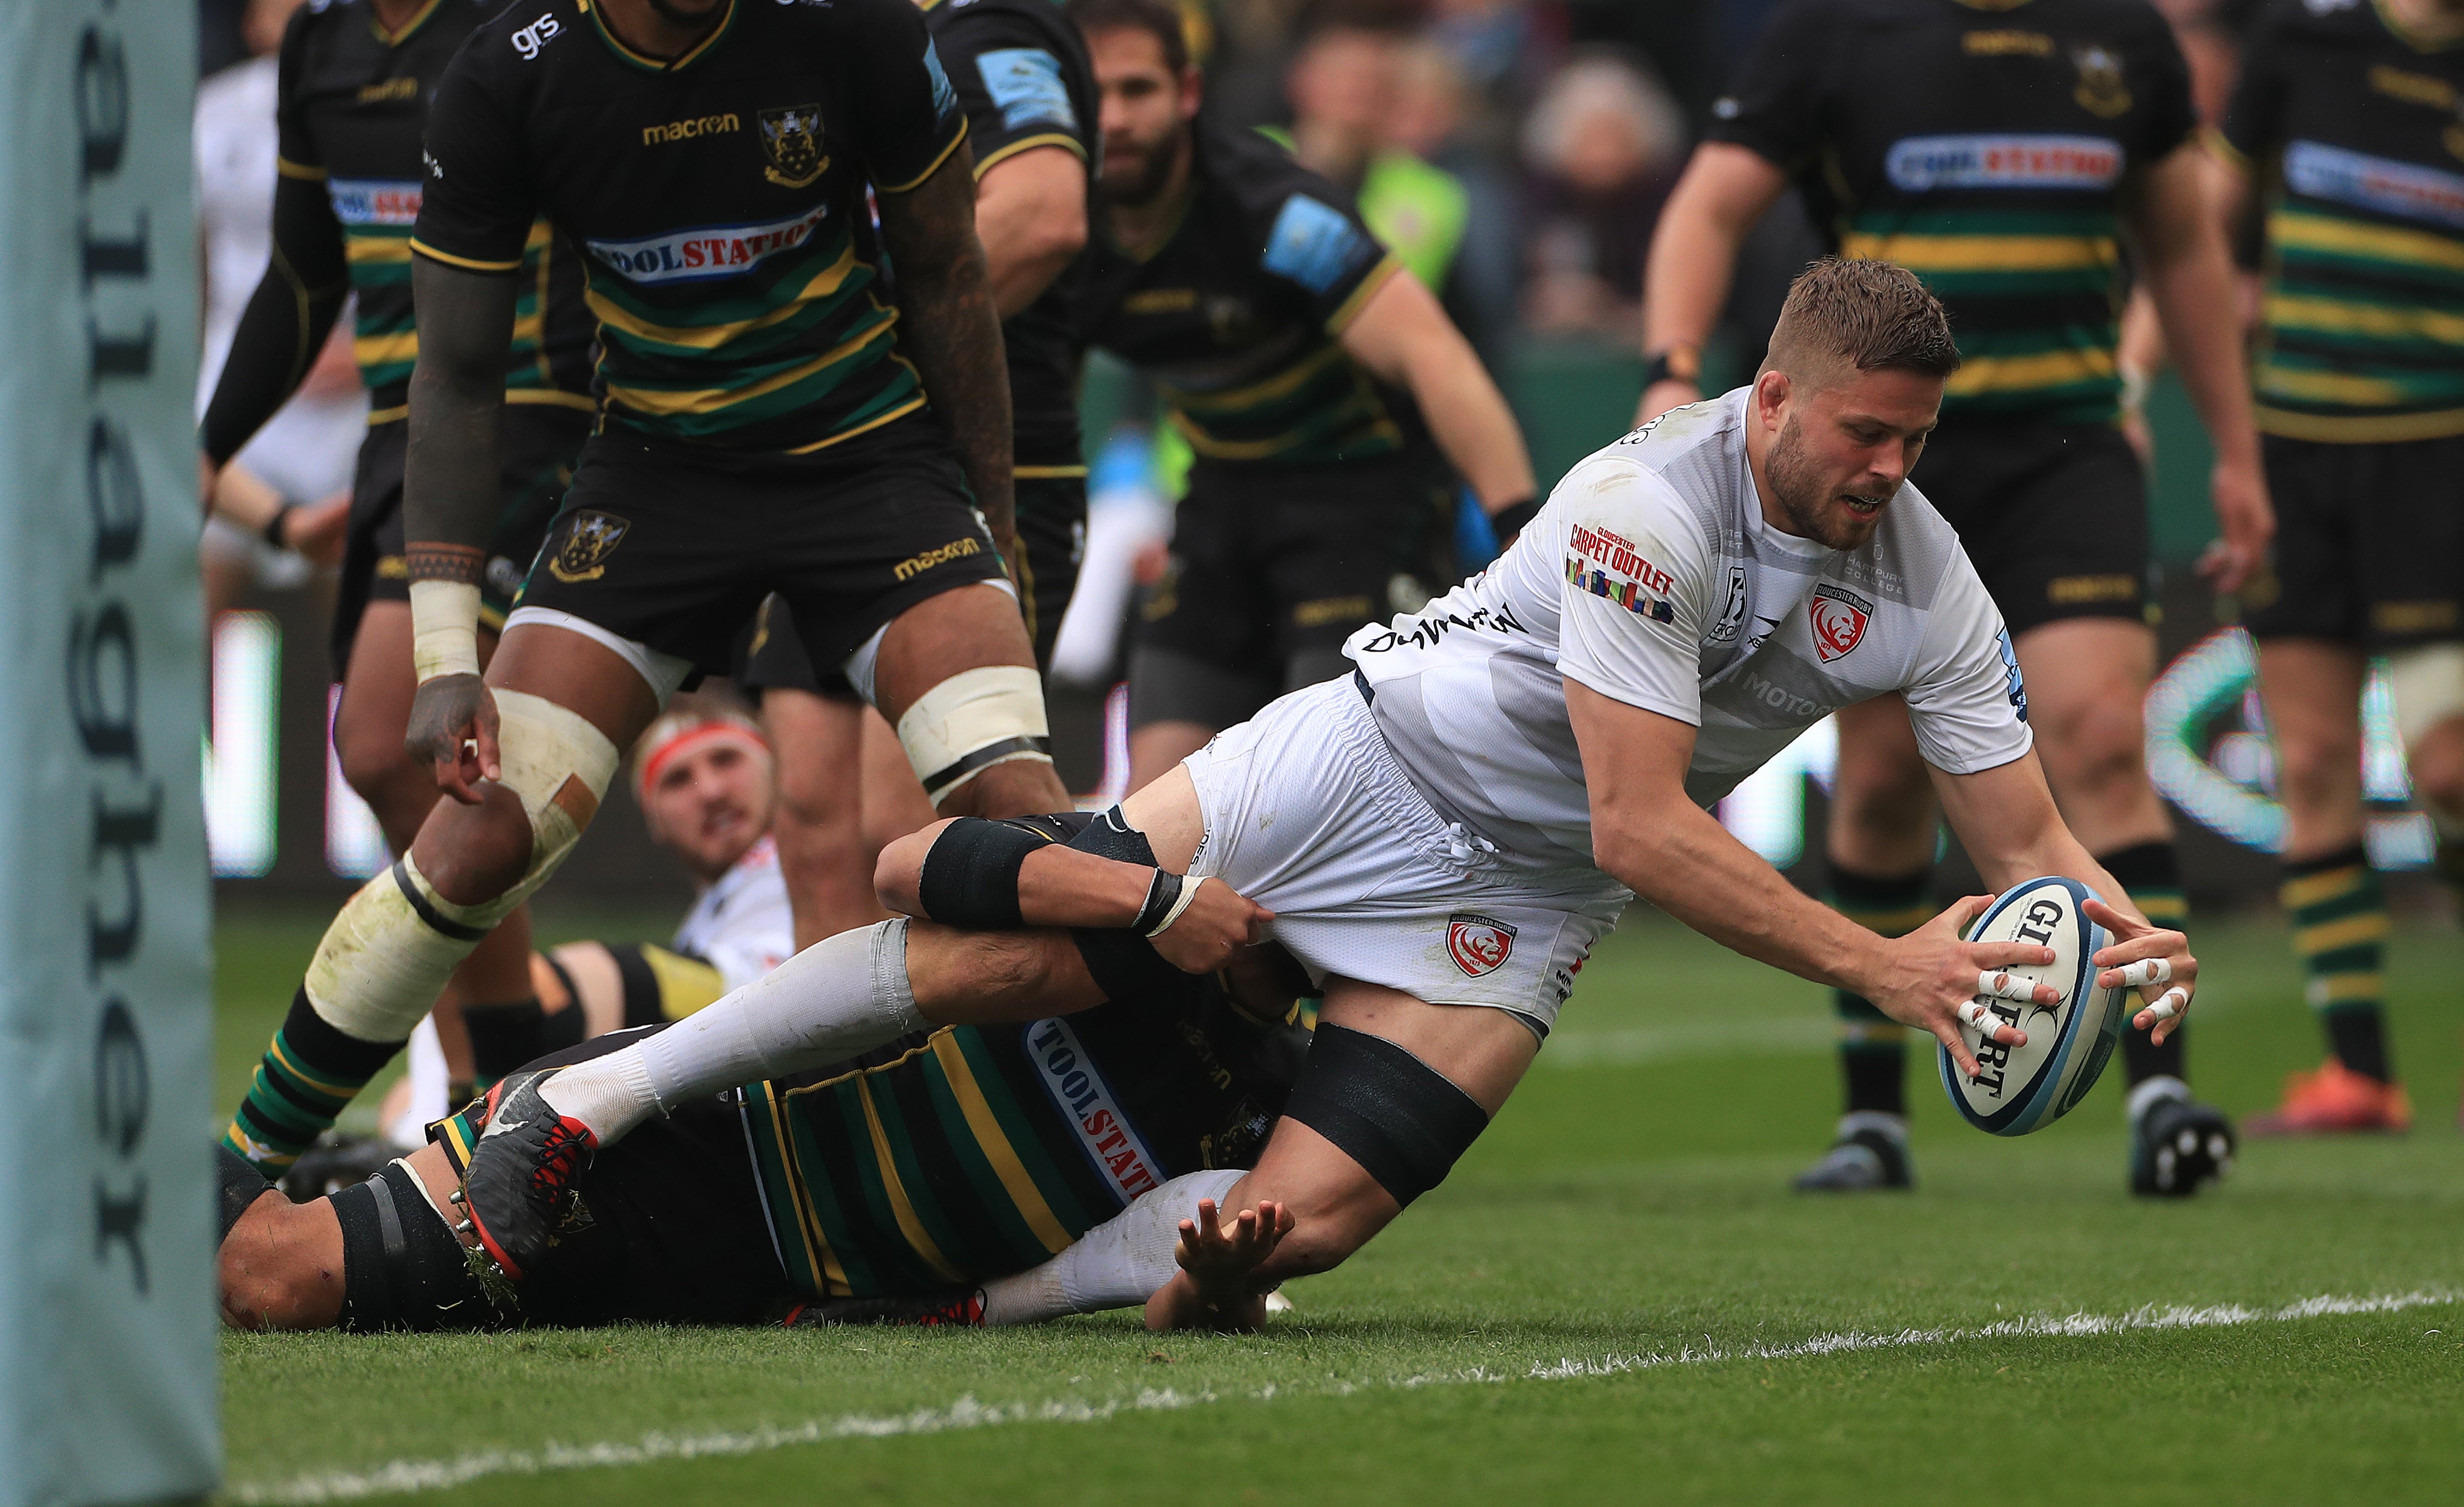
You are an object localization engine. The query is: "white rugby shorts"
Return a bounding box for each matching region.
[1180,677,1627,1033]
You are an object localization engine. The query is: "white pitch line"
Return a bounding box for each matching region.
[231,1288,2457,1504]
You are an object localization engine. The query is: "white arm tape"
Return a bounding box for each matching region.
[410,579,483,683]
[1976,970,2037,1002]
[1145,875,1202,938]
[2143,988,2188,1023]
[2117,957,2173,989]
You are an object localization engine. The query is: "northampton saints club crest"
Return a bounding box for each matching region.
[759,104,828,189]
[548,510,629,584]
[2071,46,2131,119]
[1447,913,1518,978]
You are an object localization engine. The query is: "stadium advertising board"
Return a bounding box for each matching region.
[0,5,217,1502]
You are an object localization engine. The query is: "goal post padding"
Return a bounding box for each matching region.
[0,4,217,1503]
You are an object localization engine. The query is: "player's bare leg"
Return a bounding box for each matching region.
[2250,638,2410,1131]
[333,601,537,1095]
[860,705,938,856]
[761,688,893,951]
[1130,720,1215,791]
[2013,619,2170,851]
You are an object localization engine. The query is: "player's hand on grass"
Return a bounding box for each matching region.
[1160,1197,1292,1332]
[2084,897,2196,1046]
[1862,895,2055,1080]
[406,674,500,804]
[2197,452,2274,594]
[1151,877,1275,974]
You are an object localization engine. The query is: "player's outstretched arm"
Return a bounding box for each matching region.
[877,143,1018,552]
[1337,271,1538,519]
[1567,681,2048,1078]
[1635,143,1788,423]
[199,172,352,480]
[1930,750,2199,1044]
[401,256,519,802]
[1142,1198,1294,1332]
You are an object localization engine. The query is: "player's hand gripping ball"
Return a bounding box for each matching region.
[1938,877,2126,1136]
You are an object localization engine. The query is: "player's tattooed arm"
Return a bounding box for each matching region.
[401,256,519,799]
[876,142,1018,552]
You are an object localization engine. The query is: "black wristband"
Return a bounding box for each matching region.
[1132,867,1184,933]
[1489,498,1540,543]
[1642,344,1701,391]
[261,503,295,549]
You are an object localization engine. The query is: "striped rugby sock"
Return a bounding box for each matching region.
[2100,841,2189,1086]
[223,987,407,1171]
[1828,865,1933,1119]
[2281,844,2394,1083]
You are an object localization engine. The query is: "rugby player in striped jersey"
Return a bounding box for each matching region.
[1639,0,2265,1195]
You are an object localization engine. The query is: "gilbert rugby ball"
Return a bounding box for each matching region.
[1938,877,2126,1137]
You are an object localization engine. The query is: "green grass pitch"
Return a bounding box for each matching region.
[214,903,2464,1505]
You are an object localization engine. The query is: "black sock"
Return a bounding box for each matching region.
[217,1143,273,1242]
[224,988,406,1172]
[2098,842,2190,1086]
[461,998,554,1084]
[2326,1009,2391,1084]
[2281,844,2393,1081]
[1828,865,1931,1119]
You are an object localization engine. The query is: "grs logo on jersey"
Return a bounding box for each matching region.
[1996,627,2029,722]
[1884,134,2122,192]
[1446,913,1517,977]
[977,47,1077,133]
[510,14,562,59]
[758,105,828,189]
[586,202,829,283]
[924,38,960,124]
[327,178,422,225]
[1708,564,1748,642]
[1262,195,1376,295]
[1810,584,1872,662]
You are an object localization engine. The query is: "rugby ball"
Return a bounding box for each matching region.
[1937,877,2126,1137]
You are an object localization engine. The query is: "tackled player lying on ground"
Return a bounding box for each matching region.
[455,259,2208,1332]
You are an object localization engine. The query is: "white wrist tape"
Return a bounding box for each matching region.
[2143,988,2188,1023]
[409,579,482,683]
[1145,875,1202,938]
[2116,957,2173,989]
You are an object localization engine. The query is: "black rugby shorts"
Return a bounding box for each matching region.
[331,403,589,677]
[512,412,1009,683]
[1913,420,2150,639]
[2244,432,2464,648]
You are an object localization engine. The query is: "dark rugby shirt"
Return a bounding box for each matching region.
[278,0,593,421]
[1709,0,2196,425]
[413,0,967,452]
[1078,121,1409,467]
[2221,0,2464,442]
[925,0,1098,473]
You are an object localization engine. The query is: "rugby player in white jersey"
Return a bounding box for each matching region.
[456,259,2202,1317]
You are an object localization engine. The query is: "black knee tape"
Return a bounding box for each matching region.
[1282,1024,1489,1207]
[334,1161,494,1332]
[217,1143,273,1244]
[918,817,1056,929]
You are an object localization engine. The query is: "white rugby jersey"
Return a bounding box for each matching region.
[1347,388,2032,870]
[671,835,796,991]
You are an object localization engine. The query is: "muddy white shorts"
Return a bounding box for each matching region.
[1181,676,1628,1034]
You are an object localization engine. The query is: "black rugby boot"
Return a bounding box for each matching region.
[2131,1090,2236,1197]
[460,1069,596,1281]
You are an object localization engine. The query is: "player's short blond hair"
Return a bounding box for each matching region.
[1761,257,1961,391]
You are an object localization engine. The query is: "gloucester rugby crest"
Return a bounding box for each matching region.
[1447,913,1518,977]
[1810,584,1872,663]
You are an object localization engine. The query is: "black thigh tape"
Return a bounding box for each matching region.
[1282,1024,1490,1208]
[918,816,1053,929]
[335,1160,494,1332]
[217,1143,273,1244]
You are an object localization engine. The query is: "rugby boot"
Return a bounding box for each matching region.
[279,1132,396,1204]
[2243,1060,2413,1137]
[1792,1112,1914,1191]
[2128,1084,2236,1197]
[459,1069,596,1281]
[782,1287,987,1328]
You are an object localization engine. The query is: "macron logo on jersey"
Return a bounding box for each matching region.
[2284,140,2464,232]
[328,179,422,225]
[1027,1019,1164,1207]
[585,203,829,284]
[1885,134,2122,192]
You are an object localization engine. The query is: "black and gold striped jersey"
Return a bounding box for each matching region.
[1078,122,1409,467]
[2220,0,2464,442]
[274,0,593,422]
[413,0,967,453]
[1709,0,2197,426]
[924,0,1098,473]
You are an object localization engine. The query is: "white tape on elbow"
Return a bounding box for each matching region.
[894,665,1052,805]
[2386,644,2464,750]
[409,579,482,683]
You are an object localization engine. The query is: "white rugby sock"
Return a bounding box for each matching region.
[541,920,927,1146]
[979,1168,1245,1325]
